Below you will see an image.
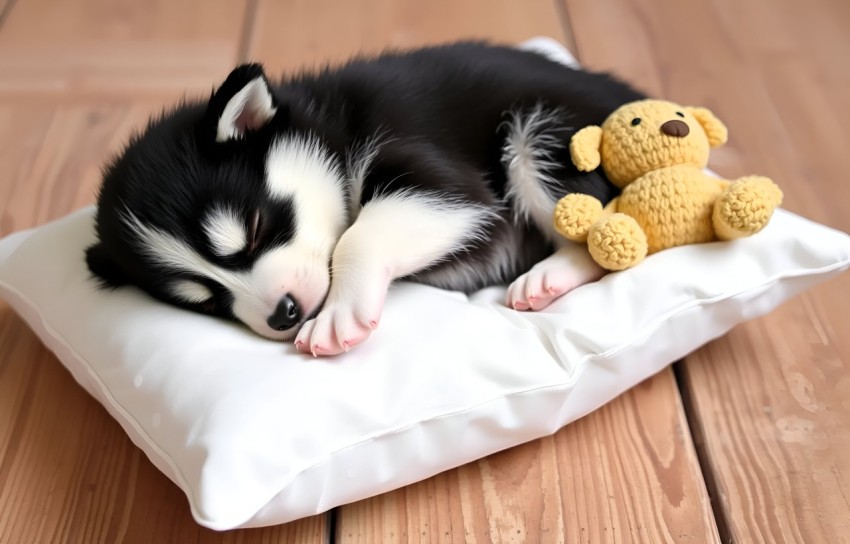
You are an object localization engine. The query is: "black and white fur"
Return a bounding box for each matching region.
[86,42,643,356]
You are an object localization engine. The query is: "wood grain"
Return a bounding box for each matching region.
[681,0,850,539]
[248,0,569,71]
[336,371,719,543]
[682,287,850,543]
[0,0,248,96]
[562,0,850,541]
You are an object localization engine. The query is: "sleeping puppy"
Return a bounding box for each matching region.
[86,41,642,356]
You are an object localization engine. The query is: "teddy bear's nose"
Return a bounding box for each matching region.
[661,120,690,138]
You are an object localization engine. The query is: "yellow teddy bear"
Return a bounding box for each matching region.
[554,99,783,271]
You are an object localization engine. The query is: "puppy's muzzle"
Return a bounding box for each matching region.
[267,294,302,331]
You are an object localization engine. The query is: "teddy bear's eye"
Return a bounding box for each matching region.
[631,118,641,126]
[676,111,685,118]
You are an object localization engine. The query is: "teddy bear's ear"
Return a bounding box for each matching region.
[685,107,728,148]
[570,125,604,171]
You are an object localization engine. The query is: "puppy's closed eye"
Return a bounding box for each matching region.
[247,209,263,254]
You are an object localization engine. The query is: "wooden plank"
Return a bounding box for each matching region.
[0,0,248,96]
[681,284,850,543]
[337,370,719,543]
[0,100,172,235]
[563,0,850,541]
[248,0,568,71]
[0,0,13,31]
[683,0,850,539]
[246,0,717,540]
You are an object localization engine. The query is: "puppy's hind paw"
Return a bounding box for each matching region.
[506,246,604,311]
[507,268,570,311]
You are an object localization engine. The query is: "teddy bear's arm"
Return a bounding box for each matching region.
[553,193,605,242]
[570,125,604,172]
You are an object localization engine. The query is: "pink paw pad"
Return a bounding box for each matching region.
[507,258,600,312]
[294,295,385,357]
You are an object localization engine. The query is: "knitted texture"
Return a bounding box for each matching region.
[587,213,648,271]
[554,193,603,242]
[713,176,784,240]
[569,126,603,173]
[555,99,783,270]
[617,166,724,253]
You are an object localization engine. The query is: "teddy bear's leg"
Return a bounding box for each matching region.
[506,240,605,311]
[587,213,648,271]
[713,176,783,240]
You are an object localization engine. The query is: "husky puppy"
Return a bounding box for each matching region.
[86,42,642,356]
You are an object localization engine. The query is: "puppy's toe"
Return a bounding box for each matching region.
[507,250,604,312]
[296,295,384,357]
[506,275,530,310]
[295,320,318,354]
[508,270,562,311]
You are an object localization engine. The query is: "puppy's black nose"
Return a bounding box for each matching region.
[267,294,302,331]
[661,119,690,138]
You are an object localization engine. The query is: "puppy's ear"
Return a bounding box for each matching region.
[570,125,604,171]
[206,63,278,143]
[85,242,128,288]
[685,106,728,148]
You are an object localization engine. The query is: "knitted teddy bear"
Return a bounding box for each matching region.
[554,99,783,271]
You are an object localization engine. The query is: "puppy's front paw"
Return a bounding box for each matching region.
[295,290,385,357]
[507,247,604,311]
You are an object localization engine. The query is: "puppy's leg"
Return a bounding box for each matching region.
[502,104,615,310]
[506,241,603,310]
[296,192,493,356]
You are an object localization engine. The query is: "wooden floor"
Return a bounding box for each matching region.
[1,0,848,542]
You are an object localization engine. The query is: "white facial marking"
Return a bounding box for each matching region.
[265,135,348,250]
[124,213,250,291]
[122,134,362,341]
[123,212,330,340]
[171,280,214,304]
[203,207,247,257]
[216,77,277,142]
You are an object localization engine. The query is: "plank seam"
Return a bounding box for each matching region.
[327,506,337,544]
[674,361,734,544]
[0,0,19,32]
[554,0,581,62]
[237,0,261,63]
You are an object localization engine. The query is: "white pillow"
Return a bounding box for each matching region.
[3,207,849,530]
[2,40,849,530]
